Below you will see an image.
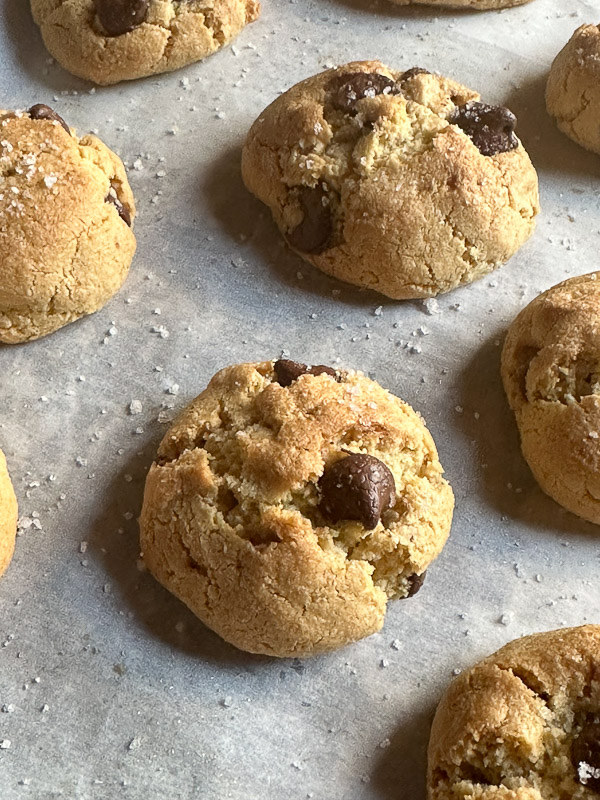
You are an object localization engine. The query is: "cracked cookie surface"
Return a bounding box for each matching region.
[0,106,136,343]
[428,625,600,800]
[241,61,539,300]
[501,272,600,525]
[139,360,454,657]
[0,449,18,579]
[31,0,260,85]
[546,25,600,155]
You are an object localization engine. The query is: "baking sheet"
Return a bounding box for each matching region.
[1,0,600,797]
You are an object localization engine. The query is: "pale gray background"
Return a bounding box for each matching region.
[1,0,599,797]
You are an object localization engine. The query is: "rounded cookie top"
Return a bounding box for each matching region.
[0,105,136,343]
[0,449,18,579]
[31,0,260,85]
[501,272,600,525]
[428,625,600,799]
[546,25,600,155]
[139,360,454,657]
[242,61,539,300]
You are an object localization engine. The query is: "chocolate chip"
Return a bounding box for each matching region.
[105,181,132,226]
[28,104,70,135]
[273,359,337,387]
[572,718,600,790]
[329,72,399,114]
[399,67,430,82]
[286,185,333,254]
[95,0,149,36]
[319,453,396,530]
[450,101,518,157]
[405,571,426,597]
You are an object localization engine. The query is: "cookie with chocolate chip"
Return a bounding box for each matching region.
[428,625,600,799]
[0,106,136,342]
[139,360,454,657]
[501,272,600,525]
[0,449,17,579]
[242,61,539,299]
[30,0,260,85]
[546,25,600,156]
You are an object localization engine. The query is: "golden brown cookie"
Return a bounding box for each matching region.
[139,359,454,657]
[428,625,600,799]
[31,0,260,86]
[0,449,18,578]
[0,105,136,343]
[546,24,600,155]
[501,272,600,525]
[242,61,539,300]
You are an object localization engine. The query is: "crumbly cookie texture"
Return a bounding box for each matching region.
[391,0,531,6]
[546,25,600,155]
[0,449,18,579]
[242,61,539,300]
[139,360,454,657]
[428,625,600,799]
[0,105,136,343]
[501,272,600,525]
[31,0,260,86]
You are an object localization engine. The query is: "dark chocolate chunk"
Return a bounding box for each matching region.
[405,571,426,597]
[95,0,149,36]
[319,453,396,530]
[273,359,337,387]
[28,104,70,135]
[329,72,398,114]
[572,718,600,791]
[450,101,518,157]
[105,181,132,226]
[286,185,333,254]
[399,67,430,82]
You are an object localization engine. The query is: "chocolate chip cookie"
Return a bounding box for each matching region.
[0,449,18,579]
[31,0,260,85]
[242,61,539,300]
[0,105,136,343]
[139,360,454,657]
[546,25,600,155]
[428,625,600,799]
[501,273,600,525]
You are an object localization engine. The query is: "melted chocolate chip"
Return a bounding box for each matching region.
[329,72,398,114]
[273,359,337,387]
[95,0,149,36]
[399,67,430,83]
[450,101,518,157]
[405,571,426,597]
[286,185,333,254]
[28,104,70,135]
[105,181,132,226]
[572,718,600,790]
[319,453,396,530]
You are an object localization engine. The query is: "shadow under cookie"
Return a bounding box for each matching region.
[455,333,600,538]
[88,434,271,667]
[2,0,83,92]
[200,145,397,308]
[370,703,437,800]
[325,0,526,14]
[505,70,600,180]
